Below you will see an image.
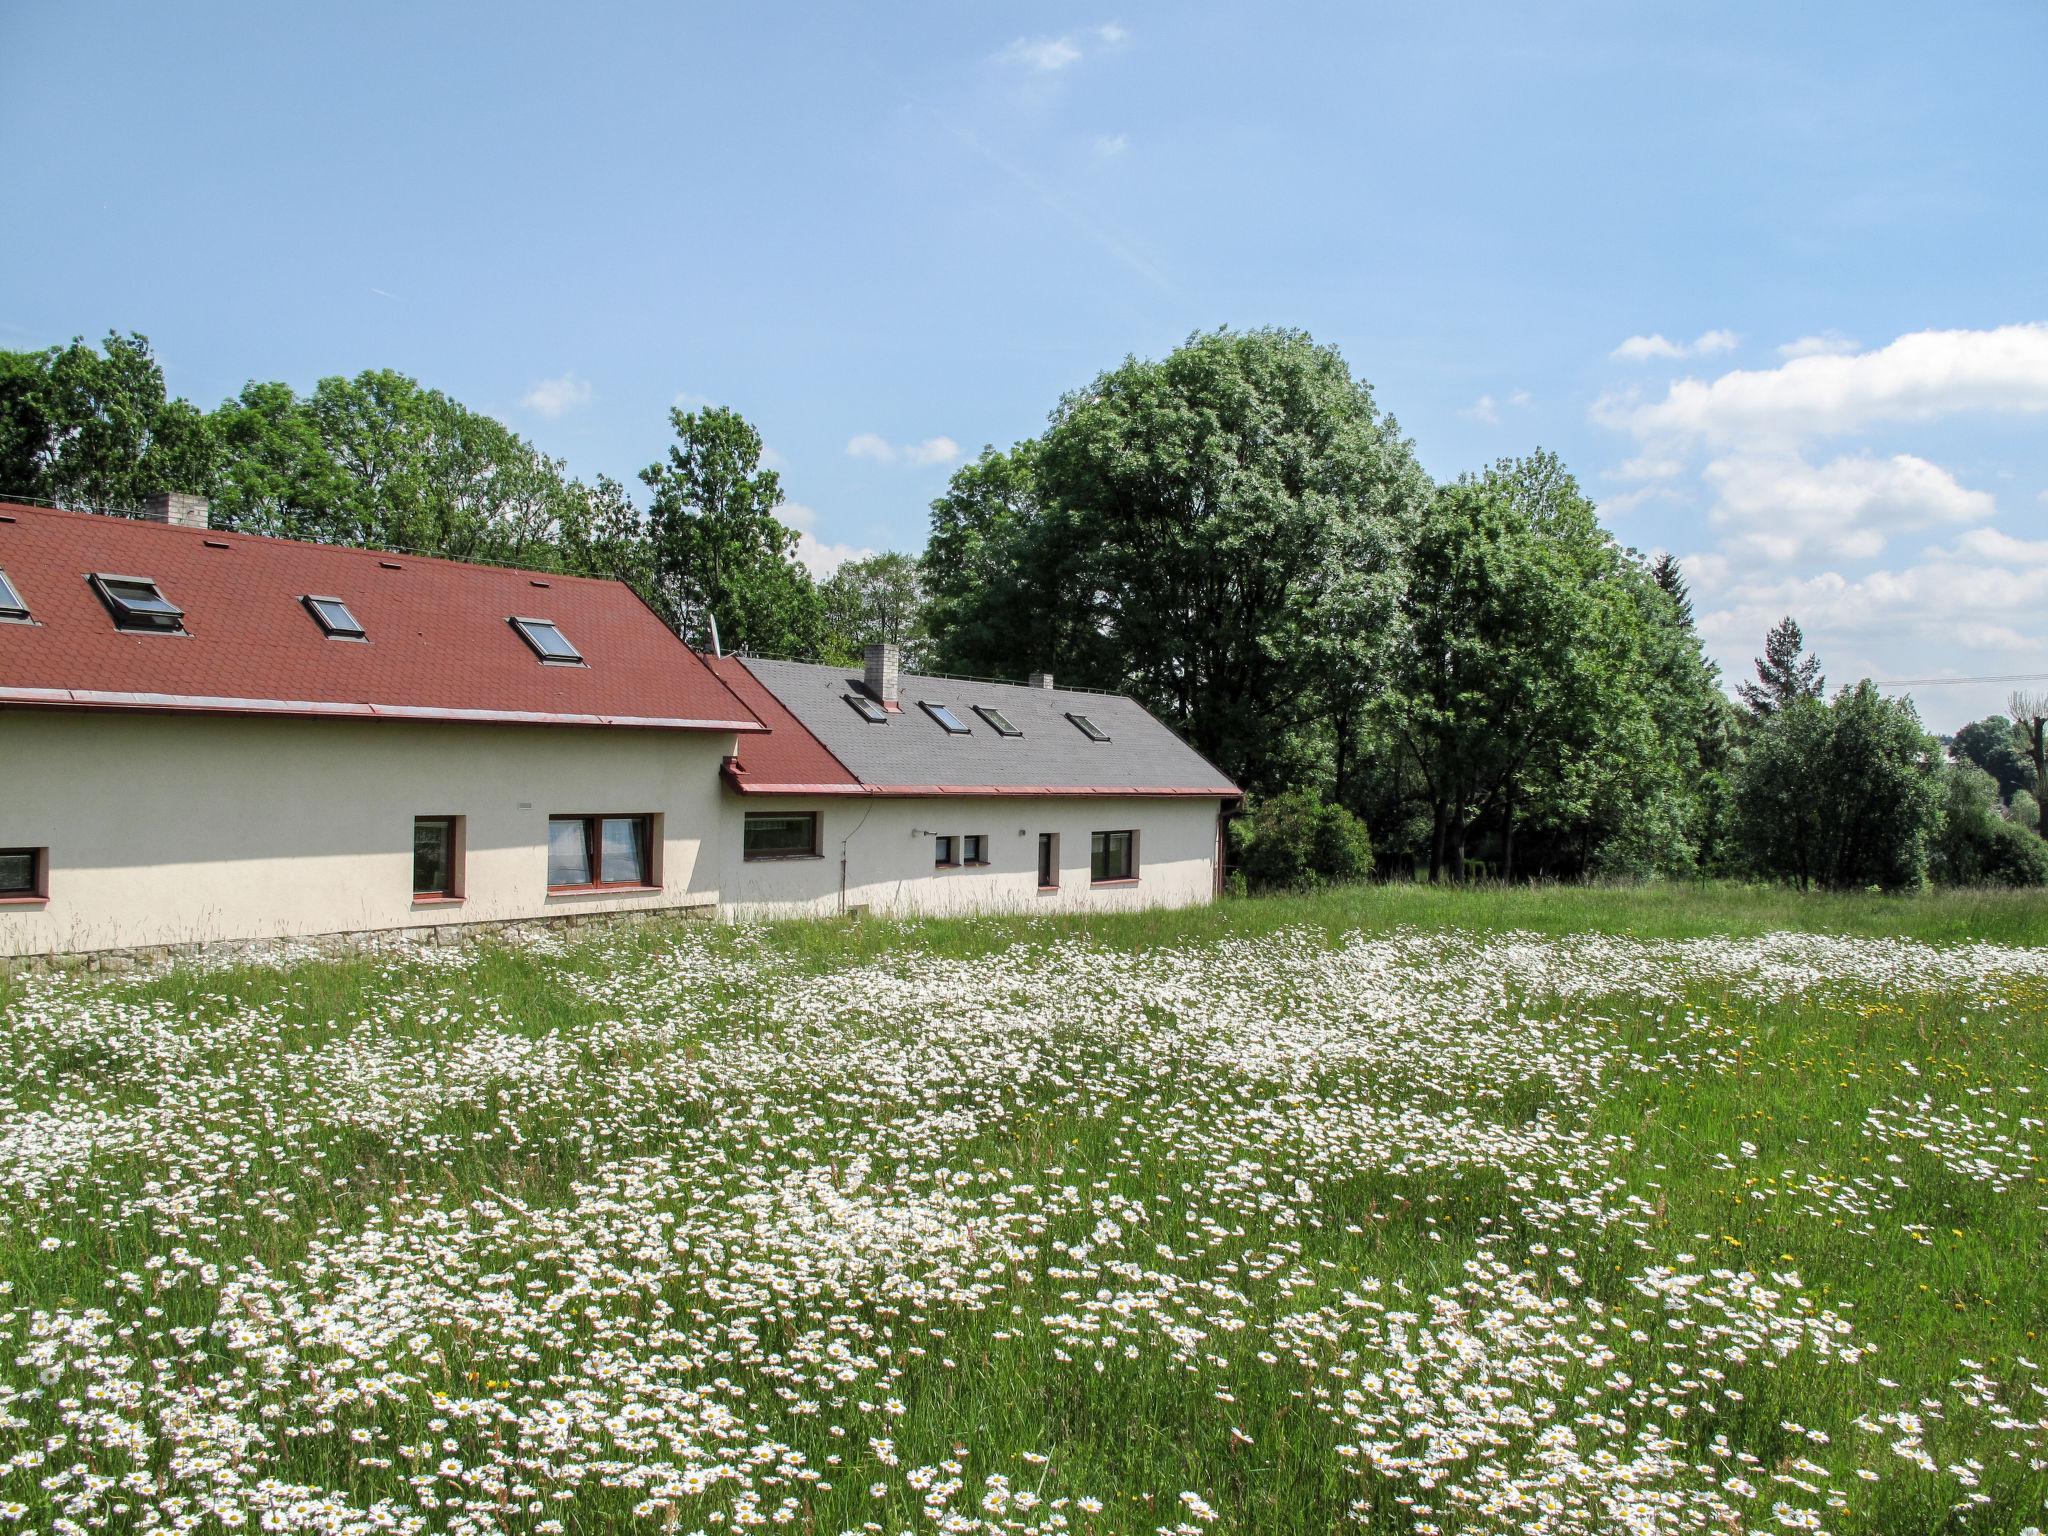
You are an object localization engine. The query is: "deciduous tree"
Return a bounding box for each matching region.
[638,406,822,659]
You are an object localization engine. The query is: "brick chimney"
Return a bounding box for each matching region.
[1027,671,1055,690]
[863,642,900,708]
[139,492,210,530]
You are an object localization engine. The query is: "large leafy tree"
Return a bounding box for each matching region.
[818,552,927,668]
[924,442,1046,677]
[209,370,609,573]
[1735,682,1942,890]
[1949,714,2038,805]
[0,332,217,511]
[926,328,1428,792]
[1379,455,1668,881]
[1930,762,2048,887]
[638,406,822,659]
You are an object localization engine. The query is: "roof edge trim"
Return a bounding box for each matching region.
[722,777,1233,799]
[0,686,764,732]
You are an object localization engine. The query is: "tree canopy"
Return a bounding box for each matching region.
[10,325,2040,891]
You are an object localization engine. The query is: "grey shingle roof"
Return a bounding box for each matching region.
[738,658,1239,796]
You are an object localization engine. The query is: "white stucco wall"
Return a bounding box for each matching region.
[0,711,734,957]
[720,793,1225,921]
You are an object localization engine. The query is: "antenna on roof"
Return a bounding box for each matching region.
[702,606,723,658]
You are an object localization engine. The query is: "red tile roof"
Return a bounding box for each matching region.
[0,502,762,732]
[704,654,862,792]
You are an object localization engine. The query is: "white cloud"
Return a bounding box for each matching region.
[1093,132,1130,158]
[1507,389,1532,408]
[1600,485,1679,517]
[1615,453,1685,481]
[1702,450,1995,562]
[1610,329,1739,363]
[779,501,874,579]
[1001,34,1083,71]
[905,435,960,466]
[1605,323,2048,447]
[519,372,592,418]
[1778,331,1860,360]
[999,23,1126,72]
[1460,394,1499,424]
[846,433,961,468]
[1691,546,2048,728]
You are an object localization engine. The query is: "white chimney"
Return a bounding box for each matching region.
[864,642,900,706]
[139,492,210,530]
[1027,671,1054,690]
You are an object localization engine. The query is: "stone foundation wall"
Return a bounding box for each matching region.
[0,901,717,977]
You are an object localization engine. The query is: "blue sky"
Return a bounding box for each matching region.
[5,2,2045,729]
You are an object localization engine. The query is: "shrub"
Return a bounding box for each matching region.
[1932,763,2048,887]
[1233,791,1373,890]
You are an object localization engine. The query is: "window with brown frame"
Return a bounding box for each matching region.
[0,847,46,901]
[1090,829,1137,883]
[547,814,655,890]
[744,811,820,860]
[933,834,958,867]
[962,833,988,865]
[412,817,463,900]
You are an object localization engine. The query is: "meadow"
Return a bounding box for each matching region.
[2,884,2045,1536]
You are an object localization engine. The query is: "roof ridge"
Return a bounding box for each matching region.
[0,500,626,588]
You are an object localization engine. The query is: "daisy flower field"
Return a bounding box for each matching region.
[2,886,2044,1535]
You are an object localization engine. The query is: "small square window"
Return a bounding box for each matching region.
[304,594,366,639]
[1091,829,1136,883]
[90,573,184,633]
[920,701,970,734]
[962,834,987,865]
[0,568,29,622]
[0,847,44,899]
[512,616,583,664]
[845,692,889,723]
[934,835,957,867]
[1067,712,1110,743]
[974,705,1021,737]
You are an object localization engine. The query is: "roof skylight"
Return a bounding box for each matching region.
[974,704,1022,737]
[90,573,185,634]
[510,616,583,664]
[845,692,889,723]
[921,700,971,735]
[0,568,27,622]
[1067,711,1110,742]
[302,594,366,639]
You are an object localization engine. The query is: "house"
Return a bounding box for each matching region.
[0,498,1238,959]
[0,497,760,957]
[712,650,1239,918]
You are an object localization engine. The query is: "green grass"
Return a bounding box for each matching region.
[2,881,2045,1535]
[695,879,2048,976]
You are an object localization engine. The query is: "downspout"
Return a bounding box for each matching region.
[838,799,873,916]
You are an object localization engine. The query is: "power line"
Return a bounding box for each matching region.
[1873,672,2048,687]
